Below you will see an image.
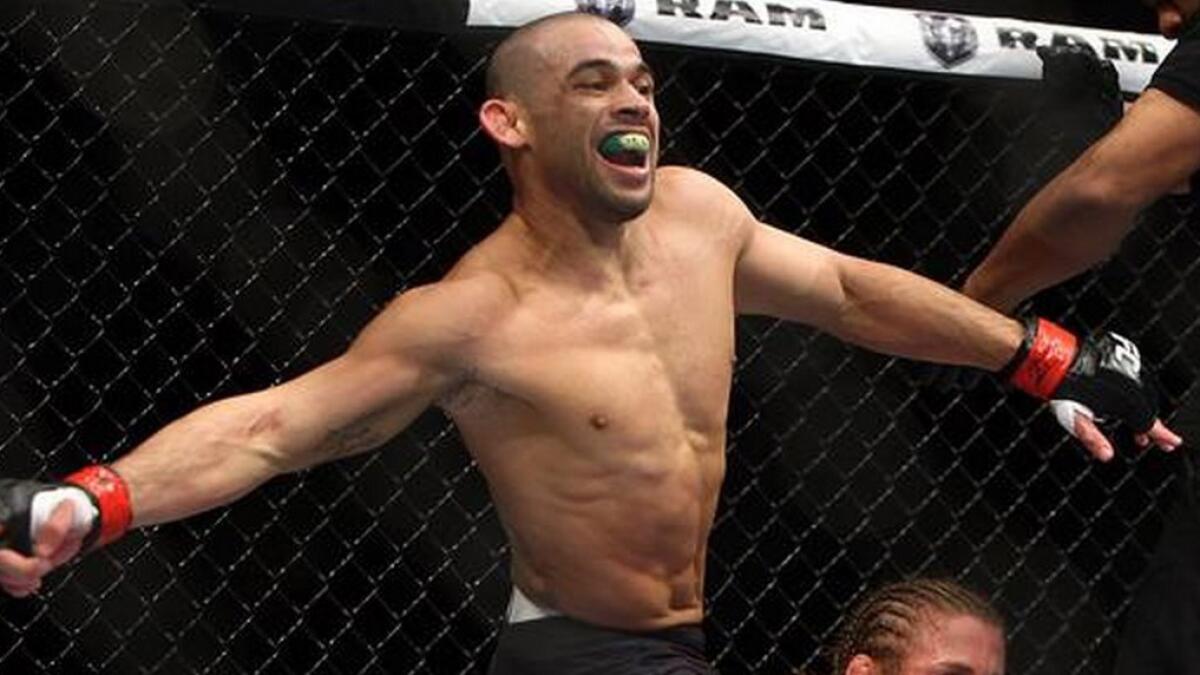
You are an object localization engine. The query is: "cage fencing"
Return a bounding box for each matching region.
[0,1,1196,673]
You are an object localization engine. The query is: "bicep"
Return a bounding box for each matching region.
[1081,88,1200,205]
[734,220,847,327]
[673,166,849,326]
[254,288,468,469]
[266,349,446,465]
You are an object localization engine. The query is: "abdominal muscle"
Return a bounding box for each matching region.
[466,424,726,631]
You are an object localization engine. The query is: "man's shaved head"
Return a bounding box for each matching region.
[478,11,658,224]
[485,12,619,101]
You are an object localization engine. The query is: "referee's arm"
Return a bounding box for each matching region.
[963,88,1200,313]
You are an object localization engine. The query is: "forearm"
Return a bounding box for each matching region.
[106,350,434,528]
[833,256,1023,370]
[965,168,1139,312]
[109,394,299,527]
[0,286,461,587]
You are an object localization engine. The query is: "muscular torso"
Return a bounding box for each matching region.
[441,170,743,630]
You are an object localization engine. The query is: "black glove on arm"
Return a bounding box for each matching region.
[1001,317,1157,434]
[1037,45,1124,155]
[0,465,132,556]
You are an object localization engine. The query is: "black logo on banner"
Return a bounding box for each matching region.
[996,26,1160,64]
[578,0,637,26]
[656,1,826,30]
[917,13,978,68]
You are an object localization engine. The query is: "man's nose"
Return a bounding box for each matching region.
[613,83,651,121]
[615,101,650,123]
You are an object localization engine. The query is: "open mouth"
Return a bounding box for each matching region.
[598,132,651,169]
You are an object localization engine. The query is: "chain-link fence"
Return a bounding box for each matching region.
[2,1,1197,673]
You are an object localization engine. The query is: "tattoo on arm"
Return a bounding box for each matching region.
[323,422,385,459]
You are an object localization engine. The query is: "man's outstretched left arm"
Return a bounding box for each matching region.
[731,207,1181,461]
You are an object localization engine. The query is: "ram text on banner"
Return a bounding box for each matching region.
[466,0,1173,94]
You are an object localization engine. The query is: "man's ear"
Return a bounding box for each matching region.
[479,98,527,150]
[845,654,881,675]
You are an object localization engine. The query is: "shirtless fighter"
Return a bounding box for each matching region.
[0,13,1181,674]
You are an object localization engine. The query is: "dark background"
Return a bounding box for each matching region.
[0,1,1194,673]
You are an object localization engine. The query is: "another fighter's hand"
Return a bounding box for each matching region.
[1002,318,1183,461]
[0,500,85,597]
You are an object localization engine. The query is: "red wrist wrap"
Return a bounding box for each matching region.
[1009,318,1078,400]
[65,465,132,548]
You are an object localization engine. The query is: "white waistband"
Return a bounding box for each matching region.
[506,585,562,624]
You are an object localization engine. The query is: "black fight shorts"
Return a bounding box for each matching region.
[488,616,713,675]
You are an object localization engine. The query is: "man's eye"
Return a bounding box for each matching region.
[578,81,607,90]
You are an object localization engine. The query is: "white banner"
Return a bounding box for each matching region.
[466,0,1173,94]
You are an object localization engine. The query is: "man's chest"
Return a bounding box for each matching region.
[467,261,737,438]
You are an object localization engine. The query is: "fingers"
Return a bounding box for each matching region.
[0,496,91,599]
[34,501,75,559]
[1051,400,1115,461]
[0,549,51,579]
[1073,414,1116,462]
[48,537,82,568]
[0,503,78,599]
[0,549,52,598]
[1082,418,1179,461]
[0,575,41,598]
[1146,419,1183,452]
[1053,400,1182,460]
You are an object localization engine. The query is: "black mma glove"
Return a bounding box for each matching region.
[1037,45,1123,156]
[0,466,132,555]
[1001,317,1157,440]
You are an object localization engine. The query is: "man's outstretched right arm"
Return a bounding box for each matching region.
[0,275,507,595]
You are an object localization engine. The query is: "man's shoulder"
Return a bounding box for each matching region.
[653,165,746,220]
[655,165,734,197]
[371,268,517,357]
[421,267,519,325]
[653,165,756,242]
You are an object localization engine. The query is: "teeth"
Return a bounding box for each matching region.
[600,133,650,159]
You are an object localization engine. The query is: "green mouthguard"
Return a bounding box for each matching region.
[600,133,650,157]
